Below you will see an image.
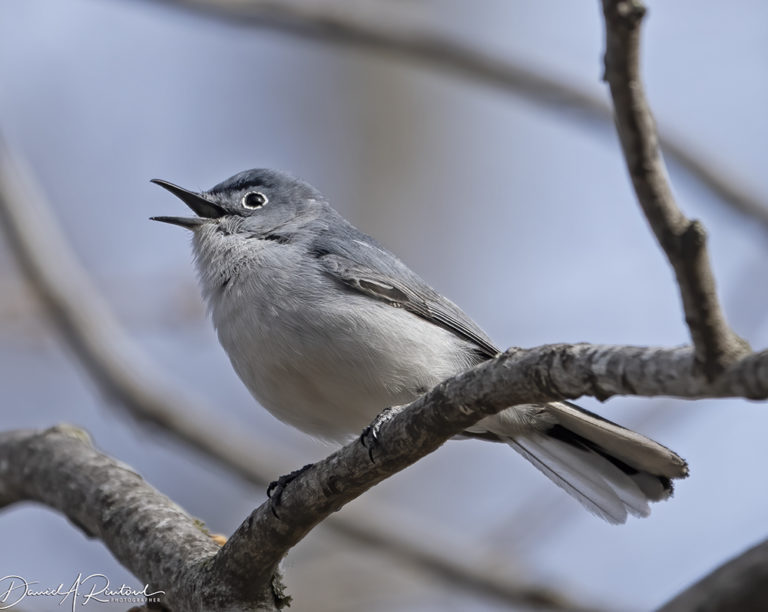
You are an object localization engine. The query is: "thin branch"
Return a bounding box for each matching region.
[138,0,768,230]
[600,0,751,378]
[0,140,588,610]
[657,537,768,612]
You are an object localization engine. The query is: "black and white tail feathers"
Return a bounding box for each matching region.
[472,401,688,524]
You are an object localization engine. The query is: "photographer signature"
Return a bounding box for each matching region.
[0,574,164,610]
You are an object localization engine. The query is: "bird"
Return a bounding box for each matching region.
[151,168,688,524]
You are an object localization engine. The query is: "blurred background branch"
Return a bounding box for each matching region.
[658,536,768,612]
[140,0,768,231]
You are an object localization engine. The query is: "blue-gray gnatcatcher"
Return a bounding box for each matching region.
[152,168,688,524]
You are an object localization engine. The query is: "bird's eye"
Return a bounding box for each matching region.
[242,191,268,210]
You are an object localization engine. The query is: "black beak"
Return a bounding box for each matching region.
[150,178,226,229]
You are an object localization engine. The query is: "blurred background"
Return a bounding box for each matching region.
[1,0,766,610]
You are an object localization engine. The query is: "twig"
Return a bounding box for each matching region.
[138,0,768,230]
[600,0,751,377]
[0,139,590,610]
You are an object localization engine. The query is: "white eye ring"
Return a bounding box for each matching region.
[242,191,268,209]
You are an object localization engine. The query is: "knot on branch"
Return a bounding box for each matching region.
[616,1,646,23]
[523,345,570,401]
[680,219,707,254]
[526,345,617,403]
[581,346,618,402]
[44,424,94,446]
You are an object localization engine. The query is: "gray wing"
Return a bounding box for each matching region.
[309,218,499,360]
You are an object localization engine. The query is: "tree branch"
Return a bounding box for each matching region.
[2,3,766,608]
[0,140,590,609]
[0,426,231,611]
[0,424,593,612]
[600,0,750,377]
[657,537,768,612]
[138,0,768,230]
[207,342,768,598]
[3,340,768,609]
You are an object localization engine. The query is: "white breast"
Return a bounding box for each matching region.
[197,232,476,441]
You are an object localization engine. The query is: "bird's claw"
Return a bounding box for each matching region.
[360,406,398,463]
[267,463,313,519]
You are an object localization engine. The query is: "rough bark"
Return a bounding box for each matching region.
[0,426,281,611]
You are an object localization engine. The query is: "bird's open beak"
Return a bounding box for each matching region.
[150,178,226,229]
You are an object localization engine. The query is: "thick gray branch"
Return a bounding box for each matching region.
[211,342,768,595]
[0,141,587,609]
[600,0,750,377]
[0,426,235,611]
[657,537,768,612]
[0,422,597,612]
[139,0,768,230]
[3,341,768,610]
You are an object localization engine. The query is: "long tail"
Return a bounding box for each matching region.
[468,402,689,524]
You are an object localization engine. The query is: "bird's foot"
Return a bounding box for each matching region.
[267,463,313,519]
[360,406,402,463]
